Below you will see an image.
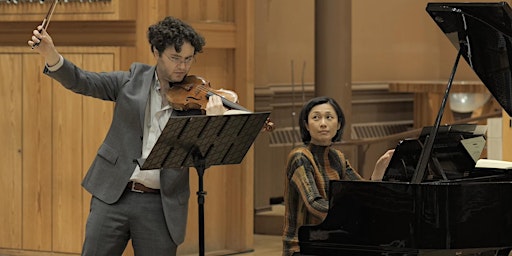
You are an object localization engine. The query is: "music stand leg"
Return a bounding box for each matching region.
[196,166,206,256]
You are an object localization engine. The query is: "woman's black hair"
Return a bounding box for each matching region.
[298,96,345,144]
[147,16,206,55]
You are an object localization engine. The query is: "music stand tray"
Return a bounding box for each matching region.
[137,111,270,256]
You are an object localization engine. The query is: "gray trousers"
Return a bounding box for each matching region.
[82,190,177,256]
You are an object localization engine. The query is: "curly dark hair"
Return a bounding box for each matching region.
[298,96,345,144]
[147,16,206,55]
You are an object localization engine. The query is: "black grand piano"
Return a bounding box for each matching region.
[299,2,512,255]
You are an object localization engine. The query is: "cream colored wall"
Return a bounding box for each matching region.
[255,0,485,106]
[255,0,508,87]
[254,0,315,87]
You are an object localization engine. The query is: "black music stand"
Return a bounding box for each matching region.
[137,111,270,256]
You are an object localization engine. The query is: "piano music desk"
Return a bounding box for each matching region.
[388,81,497,129]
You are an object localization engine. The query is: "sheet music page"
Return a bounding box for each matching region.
[460,136,486,163]
[475,159,512,169]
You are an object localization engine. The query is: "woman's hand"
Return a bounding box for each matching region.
[371,149,395,181]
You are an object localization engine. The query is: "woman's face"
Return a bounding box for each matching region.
[306,103,340,146]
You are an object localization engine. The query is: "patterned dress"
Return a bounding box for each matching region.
[282,143,363,256]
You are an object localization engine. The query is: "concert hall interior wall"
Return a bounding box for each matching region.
[0,0,511,255]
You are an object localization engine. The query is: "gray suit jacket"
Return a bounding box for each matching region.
[44,58,199,245]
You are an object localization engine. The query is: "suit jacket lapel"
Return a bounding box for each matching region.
[138,66,156,129]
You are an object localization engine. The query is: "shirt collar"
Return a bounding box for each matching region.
[154,71,161,91]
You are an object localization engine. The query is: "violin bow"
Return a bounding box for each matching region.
[32,0,59,48]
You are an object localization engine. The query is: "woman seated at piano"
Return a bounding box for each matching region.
[282,96,394,256]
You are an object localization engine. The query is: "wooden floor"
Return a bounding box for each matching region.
[180,234,282,256]
[242,234,282,256]
[180,204,284,256]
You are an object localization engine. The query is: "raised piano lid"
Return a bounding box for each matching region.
[426,2,512,117]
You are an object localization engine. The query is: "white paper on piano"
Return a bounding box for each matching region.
[460,136,486,163]
[475,159,512,169]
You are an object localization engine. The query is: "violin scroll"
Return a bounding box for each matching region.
[263,118,274,132]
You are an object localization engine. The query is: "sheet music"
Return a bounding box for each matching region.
[460,136,486,163]
[475,159,512,169]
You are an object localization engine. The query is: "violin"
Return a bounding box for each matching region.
[166,75,250,112]
[166,75,274,132]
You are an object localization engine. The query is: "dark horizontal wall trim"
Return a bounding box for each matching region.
[0,21,136,47]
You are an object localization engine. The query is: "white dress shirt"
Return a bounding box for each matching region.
[129,73,171,189]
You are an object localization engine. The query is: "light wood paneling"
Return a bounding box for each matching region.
[0,0,136,21]
[176,49,252,255]
[0,47,124,255]
[22,53,53,251]
[179,49,234,255]
[172,0,234,22]
[228,0,255,252]
[0,53,23,250]
[504,112,512,161]
[190,49,234,92]
[52,54,84,253]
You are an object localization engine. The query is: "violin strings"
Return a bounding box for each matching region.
[183,83,224,99]
[173,82,251,111]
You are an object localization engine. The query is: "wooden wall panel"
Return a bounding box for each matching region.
[503,111,512,161]
[0,54,23,249]
[52,54,84,253]
[190,49,234,93]
[228,1,255,252]
[176,48,235,255]
[22,53,53,251]
[81,53,116,243]
[179,167,229,254]
[0,47,120,256]
[172,0,234,22]
[176,48,249,255]
[0,0,136,21]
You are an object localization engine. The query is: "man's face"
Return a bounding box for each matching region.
[155,42,195,83]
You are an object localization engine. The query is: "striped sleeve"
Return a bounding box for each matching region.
[287,149,329,219]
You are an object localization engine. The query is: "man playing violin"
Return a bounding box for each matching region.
[29,16,226,256]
